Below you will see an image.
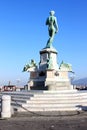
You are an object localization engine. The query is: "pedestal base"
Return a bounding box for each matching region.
[46,81,71,90]
[27,47,72,91]
[28,69,72,90]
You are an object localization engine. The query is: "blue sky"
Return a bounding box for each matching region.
[0,0,87,86]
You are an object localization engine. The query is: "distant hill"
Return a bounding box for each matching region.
[72,77,87,85]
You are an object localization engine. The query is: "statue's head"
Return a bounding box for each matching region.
[50,10,55,16]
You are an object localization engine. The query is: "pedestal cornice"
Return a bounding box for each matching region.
[40,47,58,54]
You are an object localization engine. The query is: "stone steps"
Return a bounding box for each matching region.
[21,103,87,109]
[0,90,87,112]
[11,98,87,104]
[2,90,87,96]
[4,91,87,97]
[12,105,82,112]
[31,96,87,99]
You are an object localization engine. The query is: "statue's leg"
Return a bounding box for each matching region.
[46,36,54,47]
[46,39,50,47]
[46,29,55,48]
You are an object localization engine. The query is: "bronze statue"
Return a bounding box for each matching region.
[23,59,37,72]
[46,10,58,48]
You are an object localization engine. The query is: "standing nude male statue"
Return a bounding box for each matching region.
[46,10,58,48]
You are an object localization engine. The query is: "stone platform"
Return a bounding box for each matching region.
[28,47,72,90]
[0,90,87,113]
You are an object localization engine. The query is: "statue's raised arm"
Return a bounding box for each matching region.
[46,10,58,48]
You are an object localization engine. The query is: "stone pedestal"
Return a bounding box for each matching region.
[28,47,72,90]
[45,69,71,90]
[39,47,59,70]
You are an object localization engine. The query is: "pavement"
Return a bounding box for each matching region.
[0,111,87,130]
